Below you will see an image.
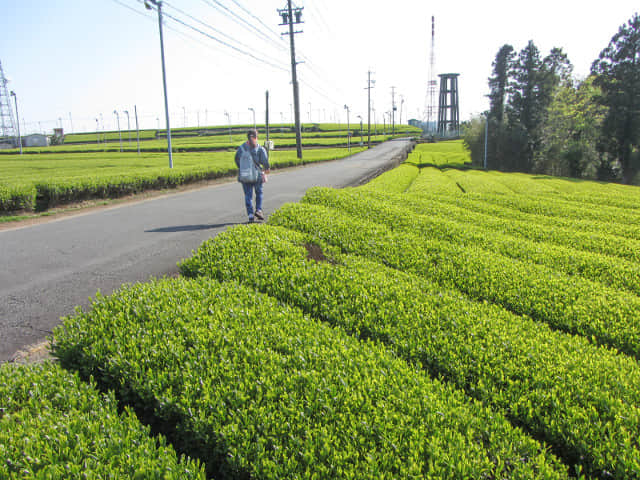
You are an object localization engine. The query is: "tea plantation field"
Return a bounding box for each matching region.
[5,140,640,478]
[0,123,419,215]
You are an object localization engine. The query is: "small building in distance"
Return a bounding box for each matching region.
[23,133,50,147]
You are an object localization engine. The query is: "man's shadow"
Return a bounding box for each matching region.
[145,222,239,233]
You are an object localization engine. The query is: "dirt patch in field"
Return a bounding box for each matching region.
[304,243,337,264]
[9,340,54,364]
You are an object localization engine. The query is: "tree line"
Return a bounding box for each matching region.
[464,13,640,184]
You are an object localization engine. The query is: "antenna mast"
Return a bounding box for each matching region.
[0,61,17,144]
[424,16,437,133]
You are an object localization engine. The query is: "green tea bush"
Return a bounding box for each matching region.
[403,190,640,262]
[0,183,36,212]
[302,187,640,295]
[180,223,640,480]
[0,362,204,479]
[268,201,640,359]
[52,277,567,479]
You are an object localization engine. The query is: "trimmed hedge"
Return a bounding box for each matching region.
[0,146,366,213]
[0,362,204,479]
[301,187,640,295]
[52,277,567,479]
[180,223,640,480]
[268,201,640,359]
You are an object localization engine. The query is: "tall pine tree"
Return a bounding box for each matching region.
[487,45,515,169]
[591,13,640,183]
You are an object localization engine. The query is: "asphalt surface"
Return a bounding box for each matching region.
[0,138,414,362]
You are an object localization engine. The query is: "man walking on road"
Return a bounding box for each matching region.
[235,128,270,223]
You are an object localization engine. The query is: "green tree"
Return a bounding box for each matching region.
[487,44,515,169]
[462,115,486,168]
[488,44,515,125]
[591,13,640,184]
[533,76,606,178]
[507,42,568,172]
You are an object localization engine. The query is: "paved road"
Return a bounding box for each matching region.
[0,139,413,362]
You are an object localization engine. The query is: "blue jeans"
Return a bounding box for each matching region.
[242,181,263,218]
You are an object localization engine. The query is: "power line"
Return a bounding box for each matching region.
[123,0,289,74]
[163,1,258,54]
[303,0,331,35]
[227,0,290,48]
[160,8,290,72]
[200,0,288,54]
[113,0,343,117]
[110,0,153,19]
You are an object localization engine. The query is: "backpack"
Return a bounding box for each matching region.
[237,143,261,184]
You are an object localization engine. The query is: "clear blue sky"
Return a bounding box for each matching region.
[1,0,638,134]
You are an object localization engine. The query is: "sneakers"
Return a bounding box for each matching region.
[248,216,255,223]
[255,210,264,221]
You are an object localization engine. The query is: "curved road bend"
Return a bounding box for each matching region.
[0,138,414,362]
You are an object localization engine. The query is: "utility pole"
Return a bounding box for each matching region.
[484,114,488,170]
[134,105,141,155]
[145,0,173,168]
[265,90,270,151]
[391,86,396,135]
[9,91,22,154]
[224,110,232,142]
[344,104,350,152]
[113,110,122,152]
[365,70,375,148]
[100,113,106,149]
[124,110,131,144]
[248,107,256,130]
[278,1,304,159]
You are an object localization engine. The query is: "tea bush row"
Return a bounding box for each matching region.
[50,277,566,479]
[0,362,204,479]
[180,224,640,479]
[268,201,640,358]
[404,188,640,262]
[302,187,640,295]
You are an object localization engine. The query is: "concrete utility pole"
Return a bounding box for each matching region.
[124,110,131,144]
[113,110,122,152]
[145,0,173,168]
[344,104,350,152]
[248,107,256,130]
[391,86,396,135]
[265,90,270,150]
[224,110,232,142]
[9,91,22,154]
[134,105,141,155]
[278,1,304,159]
[484,114,488,170]
[365,70,375,148]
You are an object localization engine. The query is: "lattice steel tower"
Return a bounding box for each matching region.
[423,16,437,132]
[0,61,17,143]
[437,73,459,136]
